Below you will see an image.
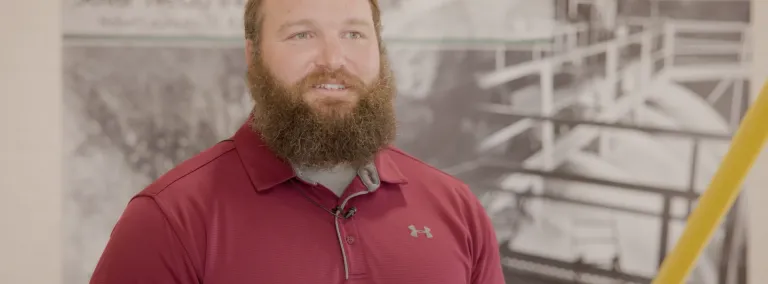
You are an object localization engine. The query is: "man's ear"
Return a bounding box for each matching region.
[245,39,254,64]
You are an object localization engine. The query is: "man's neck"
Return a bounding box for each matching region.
[296,164,357,197]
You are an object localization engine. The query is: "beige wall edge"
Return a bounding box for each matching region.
[0,0,63,283]
[748,0,768,283]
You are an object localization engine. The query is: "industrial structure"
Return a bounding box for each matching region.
[380,0,751,283]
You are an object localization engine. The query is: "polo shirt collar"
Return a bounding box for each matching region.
[232,121,407,192]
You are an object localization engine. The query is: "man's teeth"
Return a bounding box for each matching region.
[315,84,346,90]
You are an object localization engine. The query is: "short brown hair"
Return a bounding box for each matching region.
[243,0,383,43]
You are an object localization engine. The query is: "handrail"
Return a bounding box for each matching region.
[476,106,732,141]
[652,81,768,283]
[668,20,749,32]
[477,28,656,89]
[498,185,689,221]
[479,160,699,199]
[475,17,749,172]
[501,245,654,283]
[620,17,749,30]
[477,17,751,90]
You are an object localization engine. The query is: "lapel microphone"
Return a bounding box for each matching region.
[333,206,358,219]
[343,207,357,219]
[295,163,381,221]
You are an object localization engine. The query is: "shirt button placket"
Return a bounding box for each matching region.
[341,213,368,278]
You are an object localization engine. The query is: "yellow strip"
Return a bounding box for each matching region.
[652,81,768,283]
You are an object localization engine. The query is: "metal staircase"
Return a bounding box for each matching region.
[450,14,750,284]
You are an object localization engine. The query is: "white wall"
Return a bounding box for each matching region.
[0,0,63,283]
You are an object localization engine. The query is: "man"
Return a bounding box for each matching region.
[89,0,505,283]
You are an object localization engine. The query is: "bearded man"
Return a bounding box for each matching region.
[89,0,504,283]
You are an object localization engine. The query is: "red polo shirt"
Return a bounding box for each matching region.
[90,122,504,284]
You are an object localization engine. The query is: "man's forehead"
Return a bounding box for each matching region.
[262,0,374,23]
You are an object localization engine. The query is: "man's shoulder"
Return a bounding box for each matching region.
[383,146,487,223]
[137,140,239,198]
[383,146,468,190]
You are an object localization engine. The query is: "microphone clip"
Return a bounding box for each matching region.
[343,207,357,219]
[332,206,357,219]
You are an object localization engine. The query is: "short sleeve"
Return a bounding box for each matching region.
[89,196,199,284]
[464,185,505,284]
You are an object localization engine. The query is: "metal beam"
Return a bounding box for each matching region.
[496,81,653,190]
[662,64,750,81]
[477,30,651,89]
[478,183,689,221]
[500,243,654,283]
[503,265,585,284]
[62,33,551,49]
[707,79,734,104]
[512,79,659,173]
[479,161,700,199]
[476,105,733,141]
[675,45,745,55]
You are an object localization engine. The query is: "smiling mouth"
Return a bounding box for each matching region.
[313,83,347,91]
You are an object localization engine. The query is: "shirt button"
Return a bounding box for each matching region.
[346,236,356,245]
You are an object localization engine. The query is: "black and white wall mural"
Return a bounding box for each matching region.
[63,0,752,283]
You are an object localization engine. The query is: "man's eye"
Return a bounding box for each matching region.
[290,32,313,40]
[343,32,364,39]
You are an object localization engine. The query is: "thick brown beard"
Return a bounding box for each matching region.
[246,53,397,169]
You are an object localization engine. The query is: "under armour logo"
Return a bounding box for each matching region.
[408,225,433,238]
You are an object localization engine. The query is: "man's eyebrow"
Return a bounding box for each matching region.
[343,18,374,28]
[278,19,315,33]
[277,18,373,33]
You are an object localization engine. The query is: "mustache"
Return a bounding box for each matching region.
[295,68,367,92]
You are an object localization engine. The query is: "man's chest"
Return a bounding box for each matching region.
[199,195,473,284]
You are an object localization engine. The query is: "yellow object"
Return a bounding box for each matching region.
[653,81,768,284]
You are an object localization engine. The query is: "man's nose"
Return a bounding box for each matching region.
[316,37,345,70]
